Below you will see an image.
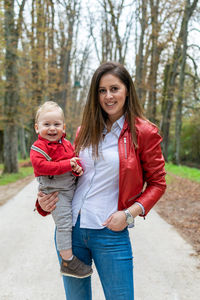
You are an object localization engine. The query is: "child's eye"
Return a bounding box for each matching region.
[55,123,61,126]
[44,123,49,126]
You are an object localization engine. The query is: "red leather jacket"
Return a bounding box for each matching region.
[118,117,166,215]
[36,117,166,217]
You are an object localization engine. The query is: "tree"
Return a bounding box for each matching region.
[0,2,4,162]
[89,0,134,64]
[161,0,199,161]
[57,0,81,113]
[3,0,26,173]
[146,0,164,123]
[135,0,147,106]
[175,0,199,164]
[135,0,183,117]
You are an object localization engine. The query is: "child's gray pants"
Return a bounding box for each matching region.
[37,172,76,251]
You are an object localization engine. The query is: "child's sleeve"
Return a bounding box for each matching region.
[30,144,72,176]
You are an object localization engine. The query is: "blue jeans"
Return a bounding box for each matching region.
[55,215,134,300]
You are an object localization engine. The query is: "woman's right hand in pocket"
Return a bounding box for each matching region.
[38,191,58,212]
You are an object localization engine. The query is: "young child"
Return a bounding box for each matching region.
[30,101,92,278]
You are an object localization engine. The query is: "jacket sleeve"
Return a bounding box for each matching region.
[30,149,72,176]
[35,199,50,216]
[136,124,166,216]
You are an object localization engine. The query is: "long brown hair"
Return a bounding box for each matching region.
[75,62,145,156]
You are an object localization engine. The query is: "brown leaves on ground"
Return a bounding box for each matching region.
[155,173,200,256]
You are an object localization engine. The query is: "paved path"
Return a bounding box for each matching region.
[0,180,200,300]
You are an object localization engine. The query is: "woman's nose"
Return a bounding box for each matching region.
[105,91,113,99]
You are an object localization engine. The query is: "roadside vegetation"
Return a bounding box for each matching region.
[165,163,200,183]
[0,161,199,186]
[0,160,33,186]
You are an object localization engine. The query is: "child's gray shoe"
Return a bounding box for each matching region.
[60,256,93,278]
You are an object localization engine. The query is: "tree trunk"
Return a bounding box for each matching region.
[31,0,46,107]
[0,130,3,163]
[59,0,80,113]
[19,126,27,159]
[161,0,199,161]
[47,0,56,101]
[175,0,198,164]
[147,0,163,124]
[3,0,26,173]
[135,0,147,106]
[3,125,18,173]
[147,0,158,123]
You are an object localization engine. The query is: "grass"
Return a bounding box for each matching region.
[0,160,199,186]
[0,160,33,186]
[165,163,200,183]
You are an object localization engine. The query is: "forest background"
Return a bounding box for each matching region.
[0,0,200,174]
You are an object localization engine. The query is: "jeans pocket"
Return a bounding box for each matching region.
[105,226,127,234]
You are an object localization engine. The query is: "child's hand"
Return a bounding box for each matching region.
[70,157,83,176]
[73,164,83,176]
[70,157,79,168]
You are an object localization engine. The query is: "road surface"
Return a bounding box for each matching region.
[0,179,199,300]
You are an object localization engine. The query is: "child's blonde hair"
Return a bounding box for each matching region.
[35,101,64,123]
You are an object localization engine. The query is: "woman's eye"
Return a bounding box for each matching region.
[111,87,118,92]
[99,89,106,94]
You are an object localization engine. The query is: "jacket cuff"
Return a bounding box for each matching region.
[135,201,145,215]
[35,199,50,216]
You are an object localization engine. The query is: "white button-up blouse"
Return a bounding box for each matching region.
[72,115,144,229]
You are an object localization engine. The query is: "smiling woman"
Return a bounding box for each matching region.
[98,73,127,128]
[75,61,144,157]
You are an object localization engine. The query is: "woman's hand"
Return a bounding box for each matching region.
[38,191,58,212]
[102,211,127,231]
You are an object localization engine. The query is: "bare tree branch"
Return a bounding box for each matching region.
[16,0,26,39]
[189,27,200,33]
[187,44,200,50]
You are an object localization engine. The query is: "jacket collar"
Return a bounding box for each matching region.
[119,116,142,137]
[120,116,129,137]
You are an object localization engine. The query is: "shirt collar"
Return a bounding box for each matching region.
[115,115,125,131]
[103,115,125,137]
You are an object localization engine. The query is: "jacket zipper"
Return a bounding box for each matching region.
[124,137,127,159]
[127,192,142,202]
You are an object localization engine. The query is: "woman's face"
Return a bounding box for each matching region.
[98,73,128,124]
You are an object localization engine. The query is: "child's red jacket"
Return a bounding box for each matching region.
[30,134,77,177]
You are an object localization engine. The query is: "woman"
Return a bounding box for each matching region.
[36,62,166,300]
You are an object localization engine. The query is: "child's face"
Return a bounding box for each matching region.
[35,110,65,142]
